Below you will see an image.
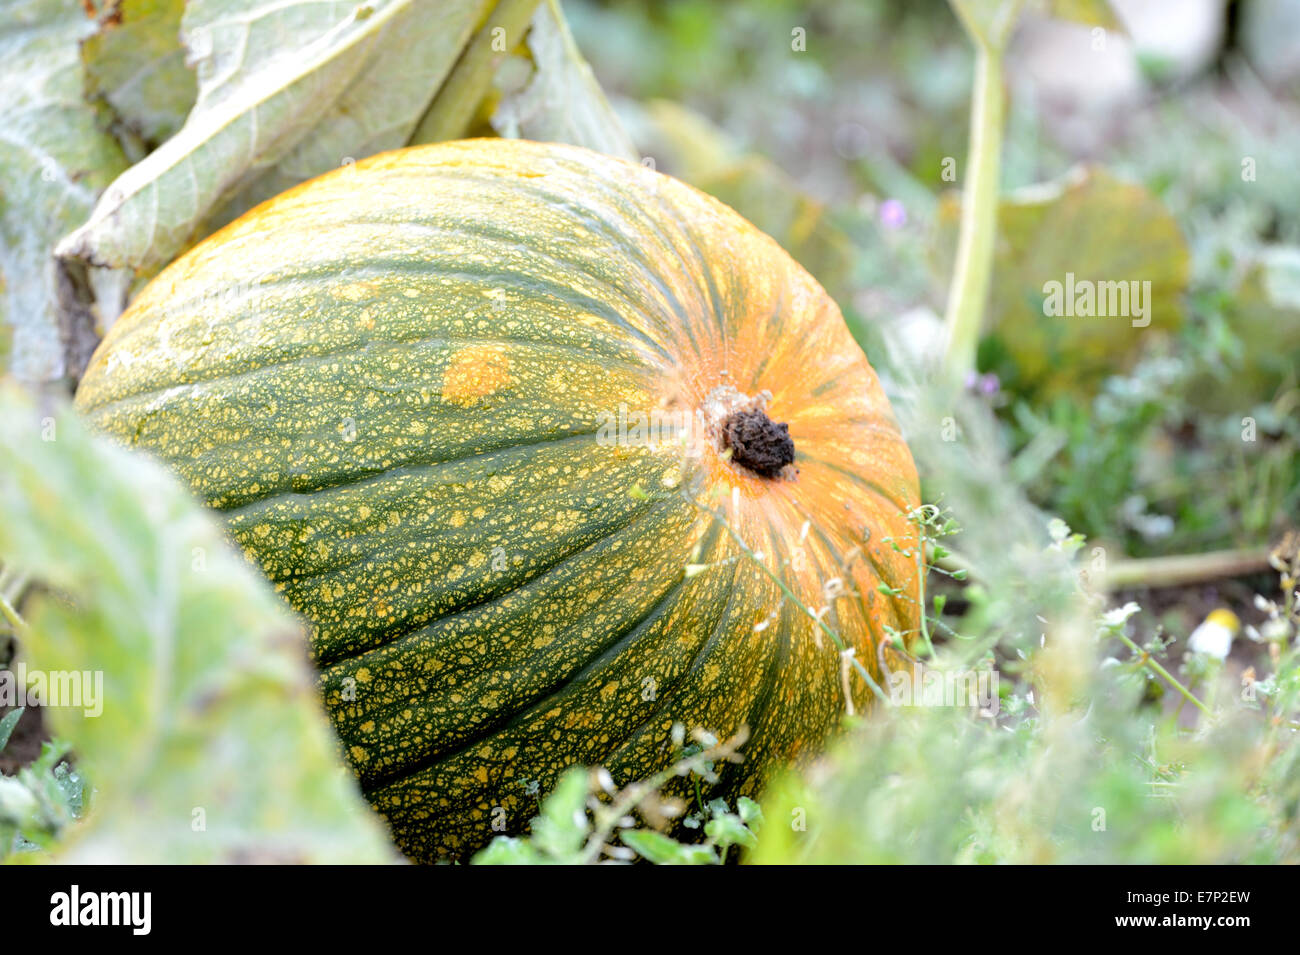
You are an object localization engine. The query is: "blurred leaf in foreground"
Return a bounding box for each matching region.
[0,384,397,863]
[0,0,128,386]
[935,166,1190,398]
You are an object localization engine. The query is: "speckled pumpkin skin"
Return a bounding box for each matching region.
[75,139,920,862]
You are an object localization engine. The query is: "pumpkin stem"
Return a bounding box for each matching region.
[721,407,795,478]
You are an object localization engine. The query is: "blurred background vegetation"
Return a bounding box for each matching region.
[3,0,1298,864]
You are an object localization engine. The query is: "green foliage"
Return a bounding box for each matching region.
[1185,247,1300,415]
[0,738,86,859]
[1005,343,1300,553]
[936,167,1191,398]
[750,537,1300,864]
[0,384,397,863]
[472,732,759,865]
[1,0,1297,867]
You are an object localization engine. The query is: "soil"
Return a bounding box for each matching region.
[0,687,51,774]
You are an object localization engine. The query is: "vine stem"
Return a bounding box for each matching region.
[409,0,543,143]
[1099,548,1273,590]
[941,0,1022,385]
[1115,630,1212,718]
[930,545,1273,590]
[0,591,27,637]
[911,520,937,658]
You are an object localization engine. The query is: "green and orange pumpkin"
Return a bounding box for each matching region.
[75,139,920,861]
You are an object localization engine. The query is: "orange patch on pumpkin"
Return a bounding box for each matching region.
[440,345,513,407]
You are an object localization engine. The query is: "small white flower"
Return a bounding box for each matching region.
[1188,609,1240,660]
[1101,602,1141,628]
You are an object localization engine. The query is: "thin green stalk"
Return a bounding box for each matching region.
[912,525,937,658]
[932,545,1272,591]
[1101,547,1272,590]
[410,0,543,144]
[1116,630,1212,718]
[941,40,1004,385]
[0,591,26,636]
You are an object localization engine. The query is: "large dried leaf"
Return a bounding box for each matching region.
[82,0,197,150]
[0,384,398,863]
[56,0,489,275]
[204,0,494,231]
[0,0,128,385]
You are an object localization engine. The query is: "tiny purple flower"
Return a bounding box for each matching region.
[964,371,1001,396]
[879,198,907,229]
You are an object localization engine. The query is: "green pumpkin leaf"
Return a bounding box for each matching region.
[205,0,500,233]
[935,166,1190,398]
[0,0,129,386]
[490,0,638,161]
[56,0,492,276]
[407,0,542,144]
[82,0,197,150]
[0,384,397,863]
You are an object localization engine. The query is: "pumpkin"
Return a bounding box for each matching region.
[75,139,921,861]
